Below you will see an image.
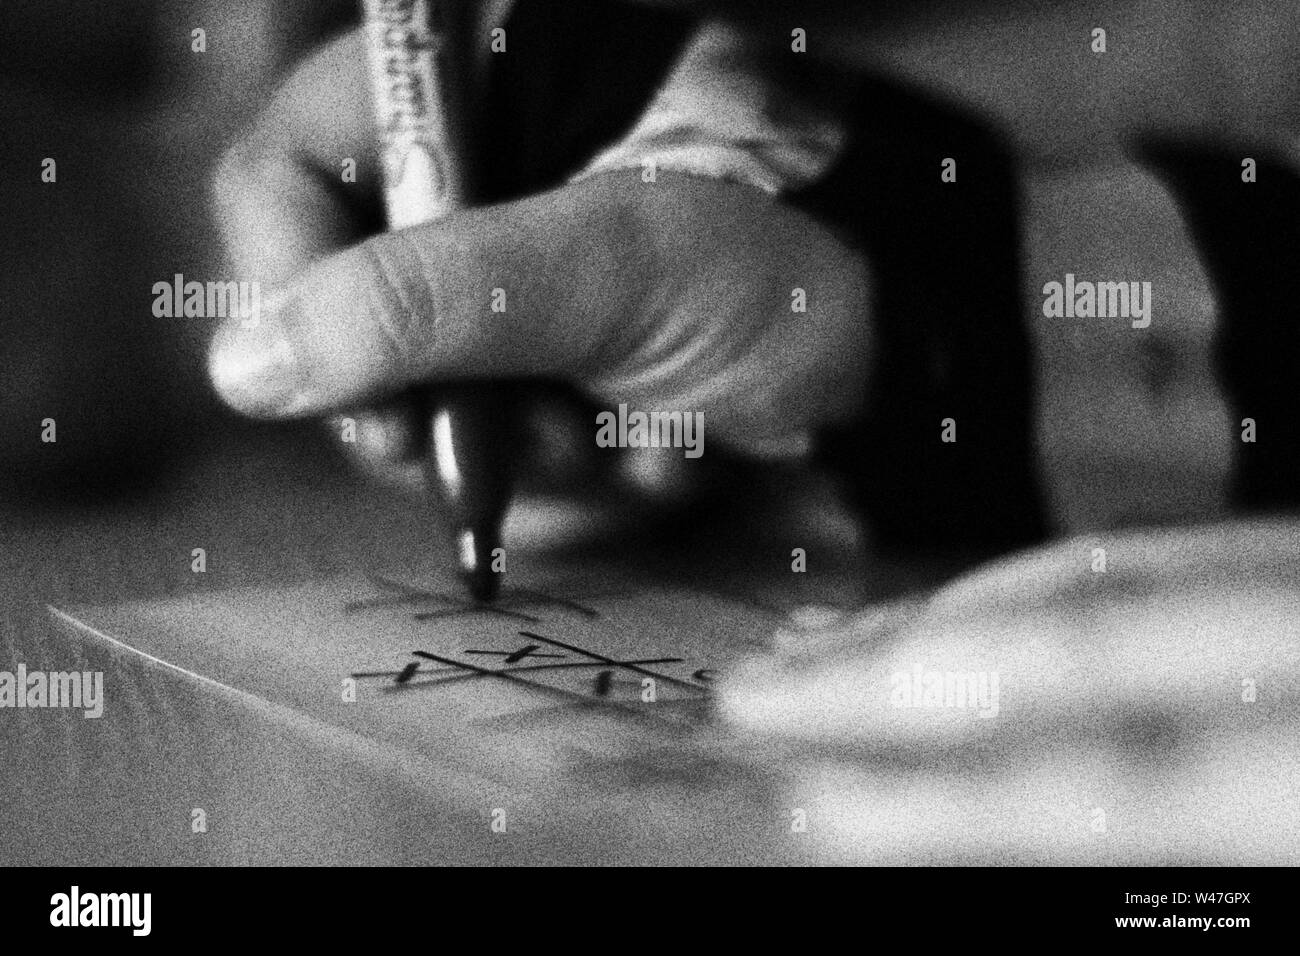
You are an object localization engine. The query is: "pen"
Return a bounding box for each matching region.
[361,0,510,602]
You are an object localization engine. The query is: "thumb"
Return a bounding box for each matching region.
[208,174,644,418]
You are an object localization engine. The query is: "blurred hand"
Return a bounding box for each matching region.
[720,519,1300,863]
[207,30,869,491]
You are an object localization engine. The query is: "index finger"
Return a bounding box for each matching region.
[212,28,381,288]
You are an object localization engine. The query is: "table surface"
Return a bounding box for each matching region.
[1,421,969,646]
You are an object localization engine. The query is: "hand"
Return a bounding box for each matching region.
[719,519,1300,864]
[207,29,869,492]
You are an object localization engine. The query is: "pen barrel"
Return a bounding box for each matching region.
[362,0,512,597]
[426,382,515,599]
[360,0,469,228]
[424,384,516,521]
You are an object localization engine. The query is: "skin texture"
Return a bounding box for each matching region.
[208,29,870,486]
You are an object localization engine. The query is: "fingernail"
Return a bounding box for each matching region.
[209,297,308,416]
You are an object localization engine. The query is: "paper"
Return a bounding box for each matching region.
[25,567,810,864]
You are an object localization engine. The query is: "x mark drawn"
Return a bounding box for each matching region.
[343,573,601,624]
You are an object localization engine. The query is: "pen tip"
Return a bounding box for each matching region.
[456,528,502,604]
[465,569,501,604]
